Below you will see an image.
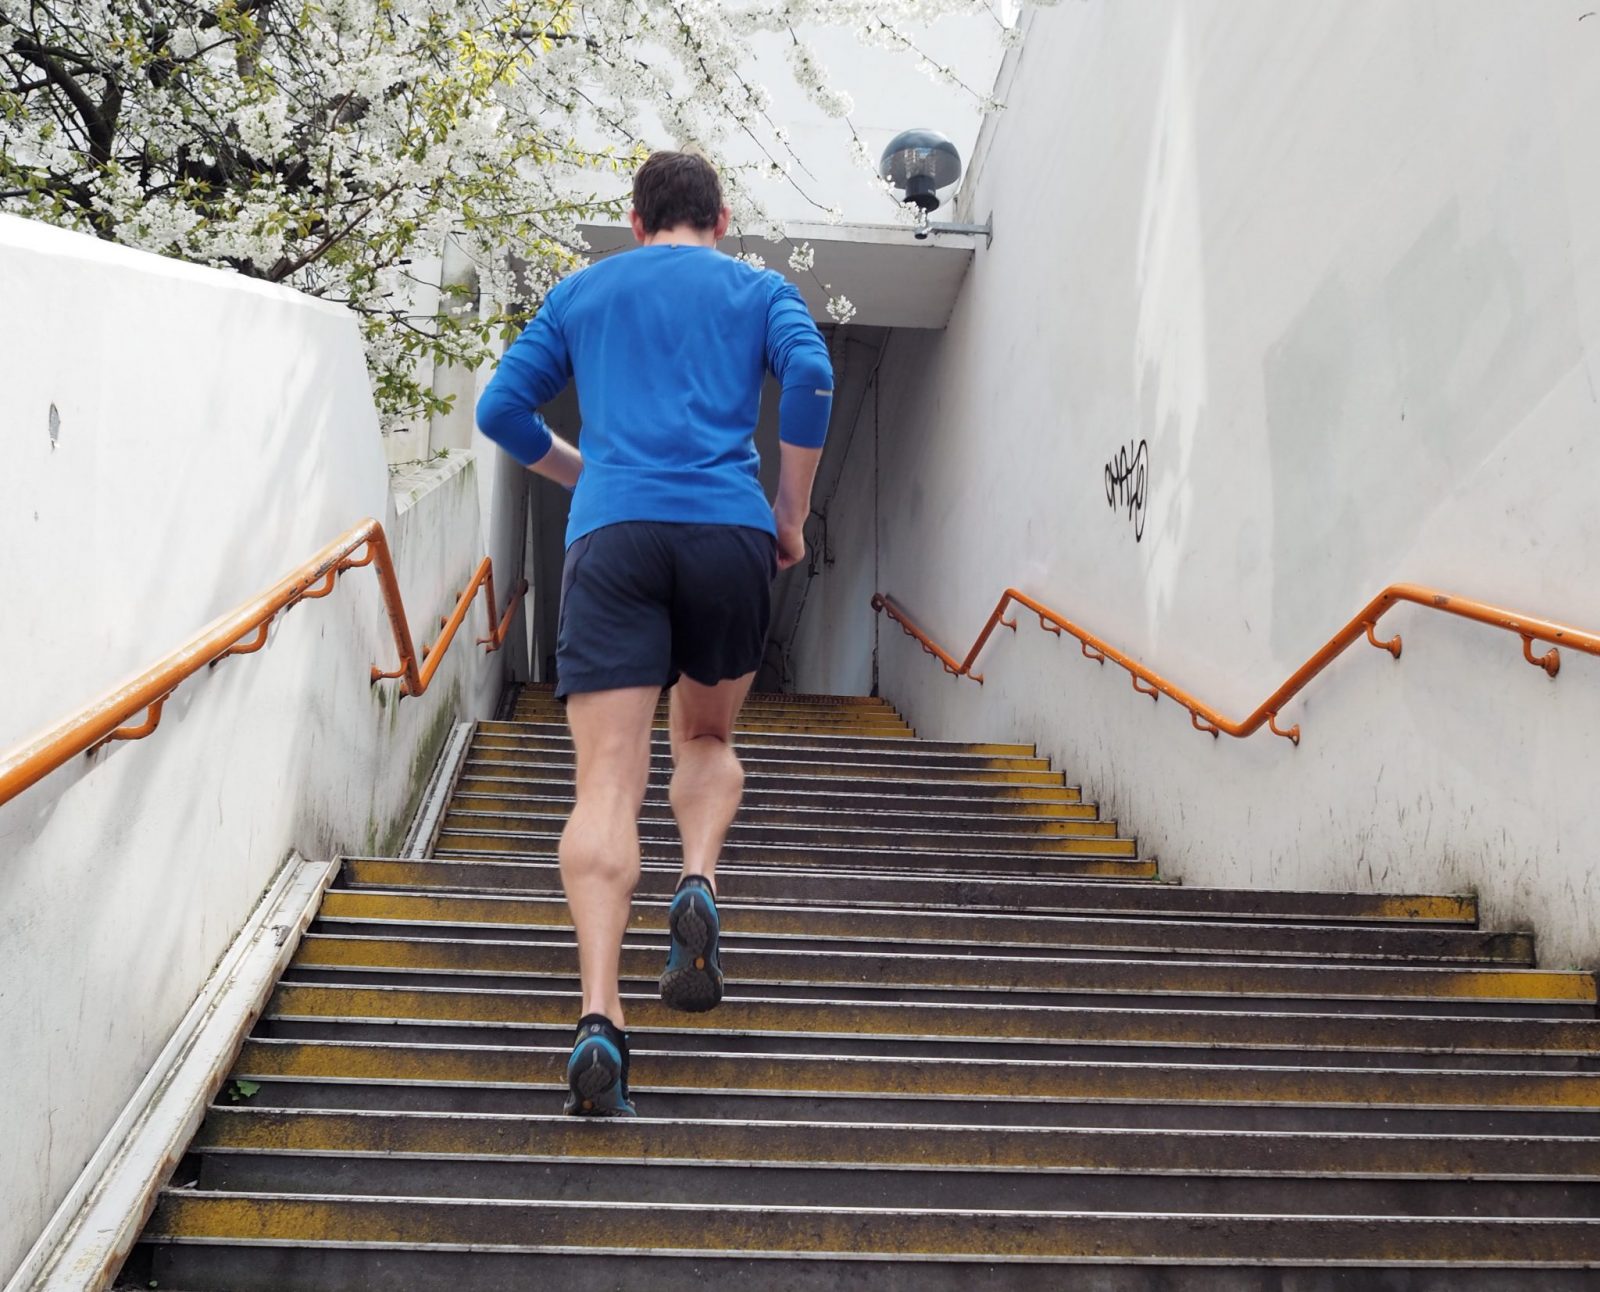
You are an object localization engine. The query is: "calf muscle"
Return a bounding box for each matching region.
[561,686,658,1027]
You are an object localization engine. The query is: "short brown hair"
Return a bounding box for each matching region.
[632,151,723,235]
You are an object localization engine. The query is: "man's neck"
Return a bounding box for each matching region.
[641,224,718,248]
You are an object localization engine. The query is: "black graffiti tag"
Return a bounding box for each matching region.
[1104,438,1149,542]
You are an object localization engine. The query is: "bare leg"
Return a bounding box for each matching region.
[668,671,757,891]
[561,686,659,1028]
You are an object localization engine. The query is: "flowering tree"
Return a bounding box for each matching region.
[1,0,1030,423]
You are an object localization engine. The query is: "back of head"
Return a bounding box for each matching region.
[632,151,723,235]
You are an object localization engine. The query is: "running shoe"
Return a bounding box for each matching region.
[659,873,724,1013]
[563,1013,636,1117]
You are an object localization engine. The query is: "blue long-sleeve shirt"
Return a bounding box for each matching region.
[476,243,834,547]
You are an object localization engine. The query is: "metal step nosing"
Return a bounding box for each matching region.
[432,830,1130,853]
[334,886,1473,927]
[170,1194,1599,1227]
[260,986,1599,1046]
[334,877,1474,928]
[318,919,1523,962]
[177,1143,1600,1183]
[185,1107,1600,1178]
[280,977,1590,1013]
[460,761,1073,788]
[258,1012,1600,1060]
[477,732,1040,755]
[315,891,1510,943]
[428,841,1143,864]
[284,961,1589,1010]
[437,817,1122,841]
[233,1036,1600,1082]
[451,779,1088,804]
[218,1072,1600,1115]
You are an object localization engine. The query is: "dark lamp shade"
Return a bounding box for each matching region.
[879,129,963,213]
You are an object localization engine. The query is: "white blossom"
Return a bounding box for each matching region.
[735,251,767,270]
[1,0,1021,421]
[786,37,855,118]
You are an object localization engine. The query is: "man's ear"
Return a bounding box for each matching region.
[712,205,732,242]
[629,209,648,243]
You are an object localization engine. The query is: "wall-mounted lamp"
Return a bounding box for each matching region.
[880,128,993,245]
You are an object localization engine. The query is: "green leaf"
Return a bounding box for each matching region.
[225,1079,262,1102]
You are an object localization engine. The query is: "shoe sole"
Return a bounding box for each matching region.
[563,1035,635,1117]
[660,887,724,1013]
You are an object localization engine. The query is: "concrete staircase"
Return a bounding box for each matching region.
[122,687,1600,1289]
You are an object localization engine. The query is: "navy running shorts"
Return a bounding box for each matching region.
[554,521,778,699]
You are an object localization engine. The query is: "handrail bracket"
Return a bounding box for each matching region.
[1522,634,1561,678]
[101,694,172,747]
[1364,620,1402,659]
[218,617,274,661]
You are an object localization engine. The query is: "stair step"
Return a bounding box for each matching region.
[453,773,1085,805]
[231,1038,1600,1113]
[139,1191,1600,1266]
[212,1073,1600,1134]
[258,1015,1599,1071]
[480,719,1032,756]
[476,733,1049,770]
[133,1245,1600,1292]
[313,890,1531,964]
[192,1107,1600,1181]
[290,935,1594,1010]
[255,983,1600,1064]
[189,1145,1600,1215]
[512,717,919,737]
[519,684,893,703]
[462,754,1072,786]
[337,858,1478,925]
[439,813,1126,849]
[513,697,905,714]
[433,838,1152,876]
[513,702,910,722]
[444,794,1104,826]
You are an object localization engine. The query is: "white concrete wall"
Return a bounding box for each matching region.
[790,1,1600,966]
[0,215,511,1280]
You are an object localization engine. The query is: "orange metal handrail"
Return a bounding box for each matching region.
[871,584,1600,747]
[0,518,527,808]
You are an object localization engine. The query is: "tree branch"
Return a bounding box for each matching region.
[11,40,115,160]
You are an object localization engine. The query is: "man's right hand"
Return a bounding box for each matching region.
[773,442,822,572]
[775,521,806,571]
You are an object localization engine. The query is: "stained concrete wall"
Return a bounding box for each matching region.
[788,2,1600,965]
[0,215,511,1280]
[779,329,888,698]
